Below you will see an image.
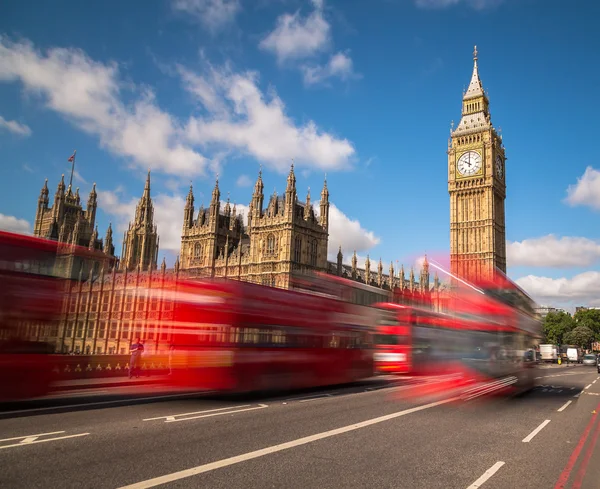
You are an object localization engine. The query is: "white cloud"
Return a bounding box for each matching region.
[0,37,208,177]
[0,213,31,234]
[302,51,360,86]
[97,188,185,253]
[565,166,600,211]
[312,203,379,262]
[259,0,330,63]
[414,0,503,9]
[172,0,241,32]
[0,37,355,179]
[507,235,600,269]
[0,115,31,136]
[182,65,355,173]
[236,174,252,187]
[516,272,600,309]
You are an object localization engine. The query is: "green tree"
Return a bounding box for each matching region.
[542,311,575,344]
[563,325,595,349]
[573,309,600,339]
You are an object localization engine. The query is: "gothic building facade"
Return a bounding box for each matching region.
[448,46,507,282]
[119,171,160,272]
[180,165,330,289]
[33,174,115,279]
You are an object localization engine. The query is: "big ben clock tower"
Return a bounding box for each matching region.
[448,46,507,282]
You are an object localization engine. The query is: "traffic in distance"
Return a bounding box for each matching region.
[0,229,545,403]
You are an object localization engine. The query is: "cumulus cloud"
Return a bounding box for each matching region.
[516,272,600,309]
[0,213,31,234]
[98,188,185,253]
[507,235,600,268]
[0,115,31,136]
[171,0,241,32]
[0,37,207,177]
[0,37,355,179]
[259,0,330,63]
[312,203,379,262]
[302,51,360,86]
[181,64,355,173]
[565,166,600,211]
[414,0,503,9]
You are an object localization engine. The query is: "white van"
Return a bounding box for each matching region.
[566,347,580,363]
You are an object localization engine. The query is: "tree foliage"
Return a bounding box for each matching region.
[542,311,575,344]
[563,326,595,349]
[573,309,600,339]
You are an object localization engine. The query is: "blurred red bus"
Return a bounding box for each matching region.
[0,230,115,401]
[145,277,378,393]
[373,290,541,394]
[0,231,63,400]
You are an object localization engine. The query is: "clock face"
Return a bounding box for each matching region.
[495,155,504,179]
[456,151,482,177]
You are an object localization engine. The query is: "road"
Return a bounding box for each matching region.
[1,364,599,489]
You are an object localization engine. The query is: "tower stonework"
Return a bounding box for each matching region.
[448,46,507,282]
[120,171,160,272]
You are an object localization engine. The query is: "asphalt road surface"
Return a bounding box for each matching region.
[1,364,600,489]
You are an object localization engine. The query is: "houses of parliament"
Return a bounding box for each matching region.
[22,46,503,355]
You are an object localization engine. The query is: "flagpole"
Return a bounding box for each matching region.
[68,150,77,188]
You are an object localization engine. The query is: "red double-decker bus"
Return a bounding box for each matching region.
[372,276,542,395]
[144,276,378,394]
[0,231,63,400]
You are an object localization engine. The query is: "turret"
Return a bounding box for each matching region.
[34,179,50,236]
[87,183,97,225]
[89,225,98,250]
[71,218,81,246]
[336,246,343,275]
[378,258,383,287]
[183,184,194,230]
[285,163,297,219]
[320,176,329,230]
[365,255,371,285]
[351,250,357,279]
[389,262,395,289]
[399,264,405,290]
[304,187,311,220]
[210,176,220,219]
[104,223,114,255]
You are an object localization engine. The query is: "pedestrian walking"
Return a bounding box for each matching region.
[129,337,144,378]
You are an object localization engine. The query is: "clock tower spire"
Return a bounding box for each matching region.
[448,46,507,283]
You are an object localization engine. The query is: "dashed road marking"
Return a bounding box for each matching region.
[466,461,505,489]
[143,404,268,423]
[523,420,551,443]
[558,401,572,412]
[118,396,459,489]
[0,431,90,450]
[585,384,592,390]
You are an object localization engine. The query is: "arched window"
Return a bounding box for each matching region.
[194,242,202,258]
[267,234,276,254]
[309,239,318,267]
[294,236,302,263]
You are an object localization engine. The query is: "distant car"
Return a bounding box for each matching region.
[582,354,597,366]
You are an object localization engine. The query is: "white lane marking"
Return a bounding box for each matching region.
[573,393,581,398]
[117,396,459,489]
[286,393,332,402]
[466,461,505,489]
[0,432,89,450]
[586,392,600,396]
[0,391,208,416]
[143,405,252,422]
[299,395,333,403]
[0,431,65,443]
[585,384,592,389]
[166,404,268,423]
[593,380,597,384]
[558,401,572,412]
[522,420,551,443]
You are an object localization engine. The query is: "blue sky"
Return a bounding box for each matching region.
[0,0,599,310]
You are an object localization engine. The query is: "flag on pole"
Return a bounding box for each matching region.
[68,151,76,162]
